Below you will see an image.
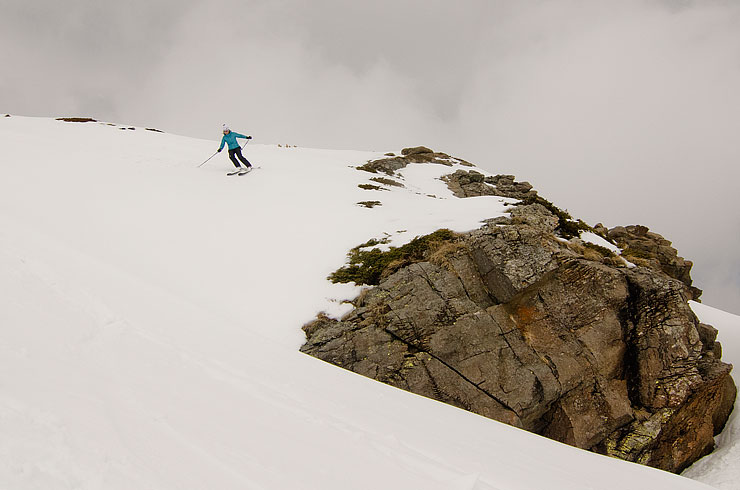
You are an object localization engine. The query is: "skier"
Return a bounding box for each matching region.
[218,124,253,175]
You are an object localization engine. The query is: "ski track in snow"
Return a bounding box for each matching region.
[0,116,733,490]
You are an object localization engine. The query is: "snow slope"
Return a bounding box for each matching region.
[0,115,731,489]
[683,302,740,489]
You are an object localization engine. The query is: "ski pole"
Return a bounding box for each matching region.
[197,150,219,168]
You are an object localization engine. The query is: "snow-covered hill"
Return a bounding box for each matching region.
[0,115,736,489]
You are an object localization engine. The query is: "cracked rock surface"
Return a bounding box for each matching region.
[608,224,703,300]
[301,203,735,473]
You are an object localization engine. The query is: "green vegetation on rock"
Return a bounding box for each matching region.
[521,195,592,239]
[329,229,459,285]
[583,242,617,258]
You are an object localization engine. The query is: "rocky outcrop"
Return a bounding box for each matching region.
[302,202,735,473]
[441,170,497,198]
[608,225,702,300]
[358,146,472,175]
[485,174,538,200]
[442,171,539,200]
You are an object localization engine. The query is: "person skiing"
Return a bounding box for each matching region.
[218,124,253,174]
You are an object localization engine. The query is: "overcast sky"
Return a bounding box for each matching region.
[2,0,739,314]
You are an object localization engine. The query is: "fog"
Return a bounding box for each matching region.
[1,0,738,313]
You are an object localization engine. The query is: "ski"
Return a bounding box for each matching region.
[238,166,260,176]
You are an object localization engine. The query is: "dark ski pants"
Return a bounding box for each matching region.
[228,147,252,168]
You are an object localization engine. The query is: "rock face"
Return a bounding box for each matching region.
[441,171,539,201]
[608,225,702,300]
[302,200,735,473]
[441,170,498,198]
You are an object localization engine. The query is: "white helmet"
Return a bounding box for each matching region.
[222,124,230,132]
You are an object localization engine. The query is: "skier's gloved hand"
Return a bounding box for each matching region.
[217,148,222,152]
[247,136,252,139]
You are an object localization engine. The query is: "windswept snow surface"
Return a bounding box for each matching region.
[683,302,740,489]
[580,231,621,255]
[0,116,726,489]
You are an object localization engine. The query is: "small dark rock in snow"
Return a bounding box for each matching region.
[370,177,405,188]
[358,184,385,191]
[357,201,382,208]
[56,117,97,123]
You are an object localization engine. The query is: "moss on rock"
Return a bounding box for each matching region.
[329,229,459,285]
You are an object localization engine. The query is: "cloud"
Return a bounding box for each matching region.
[1,0,738,312]
[0,0,191,118]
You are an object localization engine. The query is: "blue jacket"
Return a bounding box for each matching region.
[219,131,249,150]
